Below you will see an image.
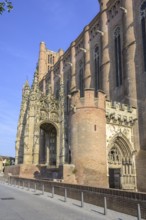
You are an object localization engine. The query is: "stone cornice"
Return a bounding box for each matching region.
[106,101,137,127]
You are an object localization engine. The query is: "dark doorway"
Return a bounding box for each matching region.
[39,123,57,166]
[109,168,121,189]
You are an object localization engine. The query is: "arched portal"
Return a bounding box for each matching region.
[39,123,57,166]
[108,135,136,190]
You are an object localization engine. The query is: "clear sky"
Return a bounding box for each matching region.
[0,0,99,157]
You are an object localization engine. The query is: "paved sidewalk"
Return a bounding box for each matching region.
[0,181,144,220]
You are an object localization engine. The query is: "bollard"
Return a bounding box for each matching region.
[34,183,36,192]
[81,192,84,208]
[104,197,107,215]
[52,186,54,198]
[27,182,30,191]
[42,184,44,195]
[22,181,24,189]
[64,188,67,202]
[137,204,141,220]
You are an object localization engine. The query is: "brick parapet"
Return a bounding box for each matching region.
[70,90,106,113]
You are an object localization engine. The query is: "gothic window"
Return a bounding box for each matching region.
[79,60,84,97]
[114,27,122,87]
[39,81,43,92]
[55,79,60,99]
[94,46,100,96]
[48,54,54,64]
[140,2,146,71]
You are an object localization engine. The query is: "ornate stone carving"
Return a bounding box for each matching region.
[50,112,59,123]
[40,110,48,121]
[106,101,137,127]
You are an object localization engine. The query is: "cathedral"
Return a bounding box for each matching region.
[14,0,146,192]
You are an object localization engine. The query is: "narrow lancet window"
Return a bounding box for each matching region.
[114,27,122,87]
[140,2,146,72]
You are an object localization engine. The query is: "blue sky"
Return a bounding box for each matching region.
[0,0,99,157]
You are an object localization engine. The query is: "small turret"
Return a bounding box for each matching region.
[31,70,39,92]
[98,0,109,11]
[38,42,47,81]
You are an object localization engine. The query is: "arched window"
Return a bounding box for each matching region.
[94,46,100,96]
[55,79,60,100]
[140,1,146,71]
[114,27,122,87]
[79,60,84,97]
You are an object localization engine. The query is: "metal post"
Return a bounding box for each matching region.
[81,192,84,208]
[34,183,36,192]
[64,188,67,202]
[137,204,141,220]
[104,197,107,215]
[22,181,24,189]
[27,182,30,191]
[42,184,44,195]
[52,186,54,198]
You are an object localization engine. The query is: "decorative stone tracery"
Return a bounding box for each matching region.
[106,101,137,190]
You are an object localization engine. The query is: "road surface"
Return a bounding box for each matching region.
[0,182,140,220]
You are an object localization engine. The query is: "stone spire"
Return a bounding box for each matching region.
[31,69,39,93]
[22,80,30,98]
[15,80,30,164]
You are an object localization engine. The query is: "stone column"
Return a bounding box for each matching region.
[70,41,76,92]
[84,25,91,89]
[59,57,65,164]
[33,128,40,165]
[100,0,110,98]
[122,0,136,107]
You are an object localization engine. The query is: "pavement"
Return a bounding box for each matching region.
[0,180,143,220]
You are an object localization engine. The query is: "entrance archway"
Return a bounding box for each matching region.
[108,135,136,190]
[39,123,57,166]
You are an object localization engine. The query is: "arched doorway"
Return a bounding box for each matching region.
[108,135,136,190]
[39,123,57,166]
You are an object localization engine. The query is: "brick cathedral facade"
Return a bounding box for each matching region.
[14,0,146,192]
